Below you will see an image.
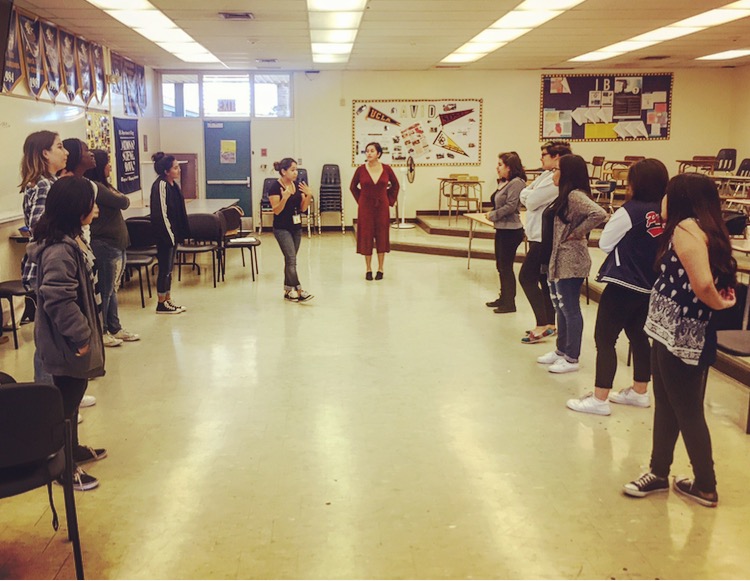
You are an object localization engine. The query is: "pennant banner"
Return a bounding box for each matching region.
[439,108,473,126]
[76,37,93,104]
[60,29,77,101]
[18,12,44,98]
[136,63,146,113]
[122,57,138,116]
[113,117,141,194]
[366,106,400,126]
[433,130,468,157]
[2,7,23,93]
[40,21,61,100]
[109,51,122,94]
[91,42,106,104]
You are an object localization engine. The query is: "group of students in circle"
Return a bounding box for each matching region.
[14,131,736,506]
[484,139,737,507]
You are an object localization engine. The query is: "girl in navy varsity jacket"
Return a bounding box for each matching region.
[566,159,669,416]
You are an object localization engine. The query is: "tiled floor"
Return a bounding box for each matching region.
[1,231,749,579]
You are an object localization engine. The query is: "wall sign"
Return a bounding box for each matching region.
[113,117,141,194]
[539,73,673,141]
[352,99,482,166]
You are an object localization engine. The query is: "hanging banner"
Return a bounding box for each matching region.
[40,21,62,101]
[76,37,93,104]
[109,51,123,94]
[352,99,482,166]
[91,42,106,104]
[122,57,138,116]
[60,29,77,101]
[18,12,44,98]
[136,63,147,113]
[113,117,141,194]
[2,7,23,93]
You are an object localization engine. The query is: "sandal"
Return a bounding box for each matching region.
[521,328,556,344]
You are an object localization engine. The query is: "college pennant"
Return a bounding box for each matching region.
[438,108,473,126]
[17,12,45,98]
[2,7,23,93]
[40,21,62,100]
[367,106,400,126]
[60,29,77,101]
[76,37,93,104]
[91,42,106,104]
[433,130,468,157]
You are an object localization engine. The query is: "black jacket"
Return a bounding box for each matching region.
[150,177,190,246]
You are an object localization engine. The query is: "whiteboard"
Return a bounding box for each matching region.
[0,96,86,223]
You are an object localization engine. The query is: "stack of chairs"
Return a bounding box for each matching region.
[295,168,314,237]
[258,178,276,233]
[318,164,345,234]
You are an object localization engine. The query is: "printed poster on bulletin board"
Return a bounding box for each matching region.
[539,73,673,141]
[352,99,482,166]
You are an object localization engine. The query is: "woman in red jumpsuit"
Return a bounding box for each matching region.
[350,142,400,280]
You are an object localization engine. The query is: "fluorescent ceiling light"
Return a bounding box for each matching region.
[134,27,193,43]
[310,29,358,43]
[491,10,561,28]
[156,42,209,54]
[311,42,353,55]
[441,53,485,63]
[516,0,585,8]
[473,28,530,42]
[174,53,220,63]
[673,8,750,27]
[455,42,505,54]
[632,27,702,41]
[602,40,659,52]
[85,0,153,9]
[307,0,367,10]
[105,9,173,29]
[312,54,349,63]
[569,51,623,62]
[727,0,750,6]
[308,11,363,28]
[697,48,750,59]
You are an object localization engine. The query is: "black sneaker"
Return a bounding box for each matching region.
[56,466,99,491]
[493,304,516,313]
[297,291,314,303]
[485,297,503,307]
[156,301,182,314]
[73,445,107,465]
[284,291,298,302]
[673,477,718,507]
[166,299,186,312]
[623,472,669,497]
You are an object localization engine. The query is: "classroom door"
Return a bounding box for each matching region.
[204,120,252,215]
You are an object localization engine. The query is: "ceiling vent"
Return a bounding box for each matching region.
[256,58,278,64]
[435,65,461,69]
[640,55,669,61]
[219,12,255,20]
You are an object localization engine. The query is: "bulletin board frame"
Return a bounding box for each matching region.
[352,99,482,167]
[539,73,673,142]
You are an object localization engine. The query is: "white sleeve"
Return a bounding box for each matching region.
[598,207,632,254]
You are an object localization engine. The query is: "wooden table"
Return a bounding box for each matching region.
[677,158,717,175]
[464,212,493,269]
[122,198,240,220]
[446,179,484,225]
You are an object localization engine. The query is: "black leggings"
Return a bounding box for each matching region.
[156,242,176,295]
[52,375,88,449]
[494,228,525,307]
[649,342,716,493]
[594,283,651,389]
[518,241,555,326]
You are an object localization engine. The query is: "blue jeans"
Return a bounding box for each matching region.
[548,278,584,363]
[273,228,302,291]
[91,239,125,334]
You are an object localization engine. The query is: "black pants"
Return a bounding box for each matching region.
[518,241,555,326]
[594,283,651,389]
[156,242,176,295]
[52,375,88,450]
[494,228,525,307]
[649,342,716,493]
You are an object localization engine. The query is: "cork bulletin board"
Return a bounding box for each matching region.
[352,99,482,166]
[539,73,673,142]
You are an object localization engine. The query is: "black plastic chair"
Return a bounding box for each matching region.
[715,148,737,173]
[176,213,224,287]
[215,206,261,281]
[124,219,158,308]
[0,280,32,349]
[258,178,277,233]
[0,380,85,579]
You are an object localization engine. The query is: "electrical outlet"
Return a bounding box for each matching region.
[297,158,302,165]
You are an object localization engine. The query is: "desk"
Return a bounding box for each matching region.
[464,212,493,269]
[436,177,459,216]
[677,158,717,175]
[717,175,750,198]
[447,179,484,224]
[122,198,240,220]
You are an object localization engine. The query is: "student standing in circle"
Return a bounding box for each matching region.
[623,173,736,507]
[150,152,190,314]
[485,151,526,313]
[268,157,314,302]
[350,142,400,280]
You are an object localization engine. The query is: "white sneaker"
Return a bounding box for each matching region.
[609,387,651,408]
[537,350,563,365]
[103,332,123,347]
[114,329,140,342]
[80,394,96,407]
[77,413,83,424]
[549,359,580,374]
[566,392,611,415]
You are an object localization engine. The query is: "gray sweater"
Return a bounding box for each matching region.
[487,176,525,230]
[548,190,608,281]
[28,236,105,379]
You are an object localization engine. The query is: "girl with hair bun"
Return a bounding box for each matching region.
[150,152,190,314]
[268,157,314,302]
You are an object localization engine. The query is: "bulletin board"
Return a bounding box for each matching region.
[539,73,673,141]
[352,99,482,166]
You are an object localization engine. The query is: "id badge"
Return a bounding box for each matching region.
[292,214,301,225]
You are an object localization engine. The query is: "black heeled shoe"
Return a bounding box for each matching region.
[375,271,384,280]
[366,272,373,281]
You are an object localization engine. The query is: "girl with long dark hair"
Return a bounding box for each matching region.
[269,157,314,301]
[624,173,736,507]
[567,159,669,415]
[485,151,526,313]
[536,154,607,374]
[27,176,107,490]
